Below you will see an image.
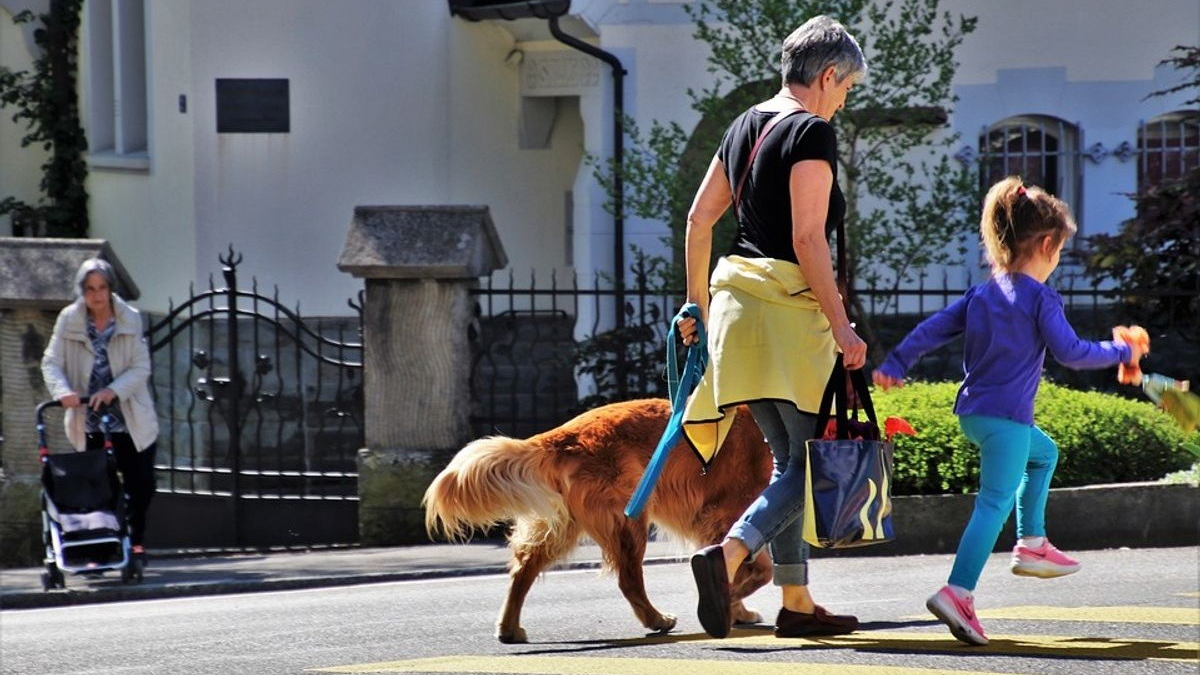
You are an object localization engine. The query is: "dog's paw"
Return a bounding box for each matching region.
[496,625,528,644]
[731,605,764,626]
[646,612,677,634]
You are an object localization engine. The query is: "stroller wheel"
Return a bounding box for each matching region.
[133,557,145,583]
[121,563,134,585]
[43,564,64,590]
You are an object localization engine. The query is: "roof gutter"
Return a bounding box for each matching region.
[449,1,629,396]
[547,14,629,398]
[546,14,626,301]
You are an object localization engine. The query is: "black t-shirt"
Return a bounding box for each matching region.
[718,108,843,264]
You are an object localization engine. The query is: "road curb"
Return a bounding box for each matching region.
[0,557,700,611]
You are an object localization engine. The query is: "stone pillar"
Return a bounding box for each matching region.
[0,238,139,566]
[337,206,507,545]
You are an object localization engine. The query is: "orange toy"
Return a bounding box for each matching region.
[1113,325,1150,385]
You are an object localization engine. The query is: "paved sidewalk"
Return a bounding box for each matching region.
[4,482,1194,611]
[0,539,690,611]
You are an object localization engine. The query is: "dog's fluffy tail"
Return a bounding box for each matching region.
[423,436,566,541]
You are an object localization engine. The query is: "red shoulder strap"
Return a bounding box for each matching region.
[732,108,805,216]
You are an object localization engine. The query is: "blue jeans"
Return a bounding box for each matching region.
[949,415,1058,591]
[727,400,817,586]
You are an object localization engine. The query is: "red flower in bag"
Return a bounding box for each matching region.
[884,416,917,442]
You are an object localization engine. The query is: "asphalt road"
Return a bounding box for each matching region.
[2,547,1197,675]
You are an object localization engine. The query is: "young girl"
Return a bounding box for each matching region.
[872,177,1146,646]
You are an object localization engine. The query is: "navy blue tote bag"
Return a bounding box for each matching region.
[802,355,896,548]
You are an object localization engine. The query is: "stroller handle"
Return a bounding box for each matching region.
[35,397,92,426]
[36,397,108,457]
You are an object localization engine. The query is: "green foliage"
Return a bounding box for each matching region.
[1080,167,1200,335]
[1080,167,1199,293]
[1036,382,1196,486]
[600,114,694,232]
[872,380,973,494]
[873,380,1196,495]
[837,0,979,296]
[1146,45,1200,106]
[0,1,89,237]
[1161,462,1200,487]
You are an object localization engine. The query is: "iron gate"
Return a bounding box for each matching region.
[145,248,363,549]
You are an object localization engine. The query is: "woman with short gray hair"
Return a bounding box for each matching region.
[43,258,160,562]
[676,16,867,639]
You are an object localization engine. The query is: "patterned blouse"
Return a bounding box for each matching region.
[85,316,129,434]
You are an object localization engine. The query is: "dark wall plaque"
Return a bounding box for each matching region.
[216,78,290,133]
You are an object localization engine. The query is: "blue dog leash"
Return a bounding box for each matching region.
[624,303,708,519]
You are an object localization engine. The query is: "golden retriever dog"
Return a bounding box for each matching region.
[423,398,773,643]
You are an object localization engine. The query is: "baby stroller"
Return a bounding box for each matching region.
[37,398,144,590]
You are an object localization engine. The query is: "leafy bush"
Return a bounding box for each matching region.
[1162,462,1200,487]
[872,380,1196,495]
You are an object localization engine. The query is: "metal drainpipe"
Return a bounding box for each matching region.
[547,14,629,398]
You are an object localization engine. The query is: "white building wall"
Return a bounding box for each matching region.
[0,5,48,234]
[446,27,581,284]
[2,0,1197,312]
[601,21,710,265]
[948,1,1197,86]
[2,1,585,314]
[84,1,194,308]
[947,0,1200,245]
[183,0,452,314]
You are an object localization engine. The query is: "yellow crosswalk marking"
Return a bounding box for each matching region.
[311,628,1200,673]
[1178,591,1200,598]
[973,605,1198,625]
[311,654,1022,675]
[313,605,1200,673]
[725,629,1198,662]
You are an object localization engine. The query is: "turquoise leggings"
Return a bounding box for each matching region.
[949,415,1059,591]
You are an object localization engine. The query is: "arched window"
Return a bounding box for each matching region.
[979,115,1081,225]
[1138,111,1200,192]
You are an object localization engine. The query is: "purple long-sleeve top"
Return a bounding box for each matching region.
[876,273,1132,425]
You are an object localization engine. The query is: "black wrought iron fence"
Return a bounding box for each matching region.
[470,269,1199,439]
[146,248,364,548]
[469,268,682,439]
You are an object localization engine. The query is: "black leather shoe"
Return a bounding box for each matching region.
[690,545,732,638]
[774,605,859,637]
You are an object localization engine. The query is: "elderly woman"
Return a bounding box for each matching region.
[677,16,869,639]
[42,258,160,560]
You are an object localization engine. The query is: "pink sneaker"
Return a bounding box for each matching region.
[1011,541,1081,578]
[926,586,988,646]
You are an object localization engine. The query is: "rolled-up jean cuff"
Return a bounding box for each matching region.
[773,562,809,586]
[727,523,766,558]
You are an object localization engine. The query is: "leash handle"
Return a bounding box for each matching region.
[666,303,707,410]
[624,304,709,519]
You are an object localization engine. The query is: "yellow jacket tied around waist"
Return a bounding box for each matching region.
[683,256,837,466]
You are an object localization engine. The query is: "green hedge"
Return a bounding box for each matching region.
[871,380,1197,495]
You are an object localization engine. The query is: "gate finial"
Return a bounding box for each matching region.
[219,244,243,270]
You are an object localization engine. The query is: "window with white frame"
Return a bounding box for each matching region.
[979,115,1082,228]
[1137,111,1200,192]
[86,0,147,169]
